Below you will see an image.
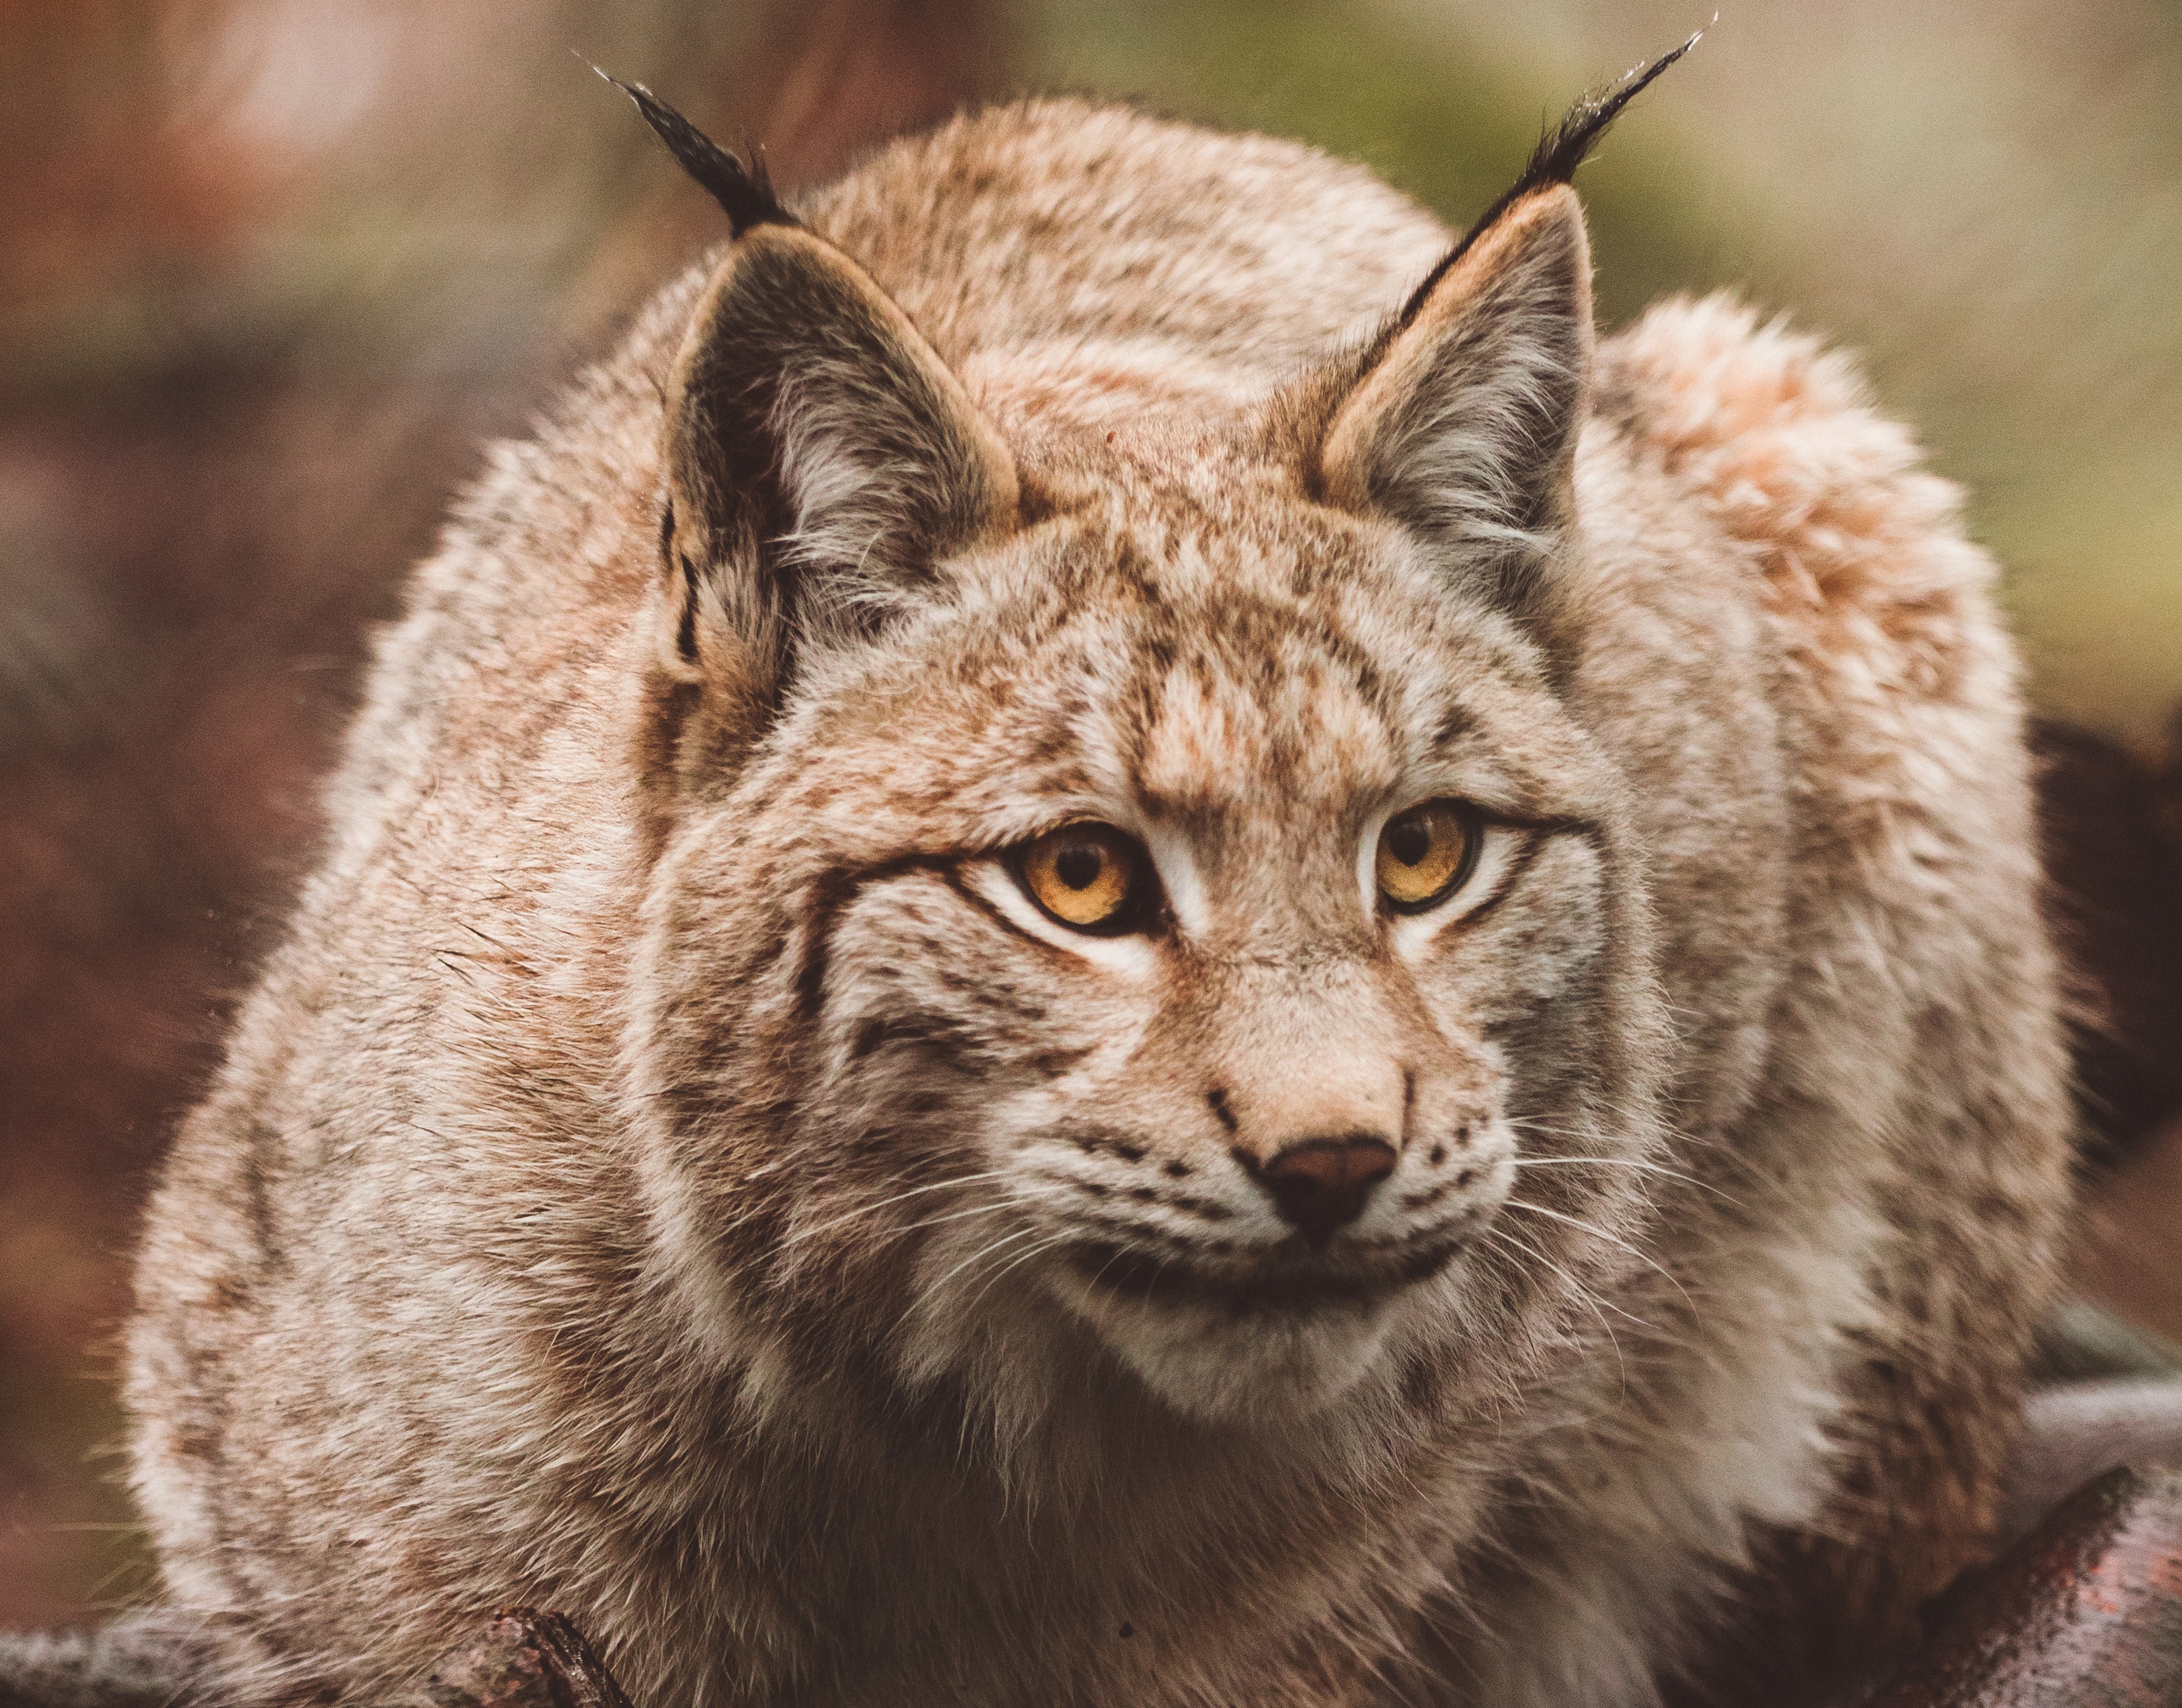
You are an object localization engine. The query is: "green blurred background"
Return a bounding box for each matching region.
[3,0,2178,1622]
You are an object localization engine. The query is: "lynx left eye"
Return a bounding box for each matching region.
[1017,822,1152,933]
[1375,800,1480,913]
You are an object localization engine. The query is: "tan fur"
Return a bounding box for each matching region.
[125,98,2072,1707]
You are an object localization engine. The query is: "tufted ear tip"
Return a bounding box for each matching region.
[1386,28,1696,333]
[1308,33,1693,643]
[599,69,796,237]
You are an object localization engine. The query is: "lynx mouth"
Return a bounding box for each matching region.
[1066,1237,1467,1313]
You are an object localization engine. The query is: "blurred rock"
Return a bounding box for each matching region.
[1866,1465,2182,1708]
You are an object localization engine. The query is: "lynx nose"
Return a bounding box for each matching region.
[1258,1134,1398,1246]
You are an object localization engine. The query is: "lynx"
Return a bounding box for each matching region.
[125,46,2072,1708]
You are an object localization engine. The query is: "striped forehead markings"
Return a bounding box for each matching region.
[1113,598,1407,773]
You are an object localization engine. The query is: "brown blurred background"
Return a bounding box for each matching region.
[3,0,2179,1623]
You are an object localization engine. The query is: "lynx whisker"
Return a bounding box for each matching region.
[1481,1223,1633,1390]
[773,1170,1015,1249]
[919,1224,1045,1303]
[960,1229,1082,1314]
[1502,1196,1696,1315]
[1483,1221,1657,1337]
[1507,1154,1738,1206]
[788,1199,1016,1267]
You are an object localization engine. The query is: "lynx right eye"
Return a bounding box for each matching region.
[1016,822,1150,934]
[1376,799,1480,913]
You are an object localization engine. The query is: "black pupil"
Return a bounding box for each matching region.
[1054,845,1105,891]
[1386,817,1431,868]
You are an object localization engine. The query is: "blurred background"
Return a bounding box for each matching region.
[3,0,2179,1623]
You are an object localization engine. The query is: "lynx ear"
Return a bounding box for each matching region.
[655,223,1019,697]
[1318,184,1594,632]
[1316,32,1696,640]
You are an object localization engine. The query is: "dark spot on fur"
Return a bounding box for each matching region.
[1033,1047,1092,1076]
[1402,1184,1450,1211]
[240,1127,288,1274]
[1401,1353,1441,1413]
[1118,1622,1135,1639]
[1128,1187,1157,1204]
[1081,1181,1110,1199]
[1431,703,1474,750]
[1205,1088,1238,1133]
[1429,1144,1448,1166]
[1162,1159,1190,1178]
[1111,1141,1145,1163]
[676,552,700,664]
[1455,1125,1473,1148]
[172,1425,219,1462]
[1456,1168,1478,1189]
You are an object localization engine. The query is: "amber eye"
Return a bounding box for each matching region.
[1016,822,1152,934]
[1375,800,1480,914]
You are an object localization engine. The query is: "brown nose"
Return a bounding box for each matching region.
[1257,1134,1398,1246]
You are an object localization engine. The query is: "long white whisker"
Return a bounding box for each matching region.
[1481,1223,1633,1391]
[1484,1222,1657,1337]
[1505,1112,1662,1147]
[890,1201,1016,1235]
[1078,1237,1145,1299]
[961,1230,1079,1314]
[775,1170,1013,1249]
[922,1224,1043,1300]
[1502,1197,1697,1315]
[837,1199,1018,1255]
[1507,1154,1739,1206]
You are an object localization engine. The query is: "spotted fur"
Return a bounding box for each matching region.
[125,98,2072,1707]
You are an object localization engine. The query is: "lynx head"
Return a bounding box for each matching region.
[621,68,1684,1438]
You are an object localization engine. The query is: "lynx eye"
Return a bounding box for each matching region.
[1375,799,1480,914]
[1016,823,1152,934]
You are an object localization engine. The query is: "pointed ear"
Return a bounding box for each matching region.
[1318,184,1594,636]
[655,223,1018,699]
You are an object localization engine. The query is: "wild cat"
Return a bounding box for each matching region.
[124,42,2072,1708]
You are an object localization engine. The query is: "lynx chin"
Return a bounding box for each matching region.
[126,45,2072,1708]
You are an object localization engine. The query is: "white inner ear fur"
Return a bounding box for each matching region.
[1319,186,1592,571]
[769,379,915,595]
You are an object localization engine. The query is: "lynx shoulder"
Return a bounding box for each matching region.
[125,75,2072,1708]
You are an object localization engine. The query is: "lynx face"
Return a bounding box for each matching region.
[628,200,1662,1428]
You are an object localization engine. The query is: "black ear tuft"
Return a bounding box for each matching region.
[1393,28,1703,328]
[595,69,796,237]
[1515,28,1703,202]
